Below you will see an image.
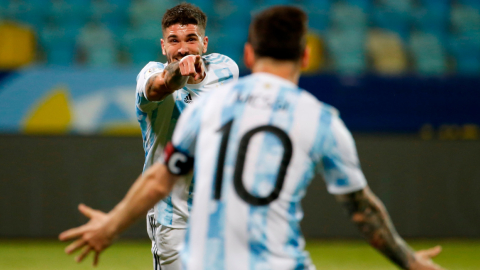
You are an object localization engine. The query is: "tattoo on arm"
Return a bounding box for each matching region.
[163,61,188,91]
[145,61,188,101]
[335,188,416,269]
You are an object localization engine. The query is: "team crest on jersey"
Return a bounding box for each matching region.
[144,67,162,79]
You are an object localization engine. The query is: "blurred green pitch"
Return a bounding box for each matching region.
[0,239,478,269]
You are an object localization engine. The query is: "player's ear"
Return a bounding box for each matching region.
[244,43,255,69]
[301,45,310,70]
[161,39,166,55]
[202,36,208,54]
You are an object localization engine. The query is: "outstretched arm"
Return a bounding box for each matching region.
[59,163,178,265]
[335,187,444,270]
[146,55,205,101]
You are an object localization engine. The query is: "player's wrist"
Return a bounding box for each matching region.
[407,255,429,270]
[103,211,122,239]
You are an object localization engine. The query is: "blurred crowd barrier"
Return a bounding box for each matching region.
[0,0,479,75]
[0,68,479,135]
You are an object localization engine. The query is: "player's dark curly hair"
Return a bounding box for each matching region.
[248,6,308,61]
[162,3,208,34]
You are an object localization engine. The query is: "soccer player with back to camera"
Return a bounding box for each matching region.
[60,5,444,270]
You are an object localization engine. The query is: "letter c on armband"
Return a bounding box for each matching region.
[163,142,194,175]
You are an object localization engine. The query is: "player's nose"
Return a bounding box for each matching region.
[178,43,189,54]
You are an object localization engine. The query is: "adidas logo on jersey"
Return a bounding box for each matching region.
[184,93,193,103]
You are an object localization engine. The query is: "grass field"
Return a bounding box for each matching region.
[0,239,478,269]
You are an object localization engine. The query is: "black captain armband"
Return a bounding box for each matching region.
[162,142,194,175]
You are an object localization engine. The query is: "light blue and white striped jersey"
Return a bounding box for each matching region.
[136,53,239,228]
[169,72,367,270]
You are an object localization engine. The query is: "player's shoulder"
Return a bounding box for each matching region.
[297,88,340,119]
[203,53,237,69]
[136,61,166,82]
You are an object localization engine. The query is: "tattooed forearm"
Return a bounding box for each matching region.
[145,61,188,101]
[335,187,416,269]
[163,61,188,91]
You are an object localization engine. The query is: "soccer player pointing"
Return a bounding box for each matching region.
[135,4,238,270]
[60,5,444,270]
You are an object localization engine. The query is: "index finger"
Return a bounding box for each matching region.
[59,225,88,241]
[78,204,98,219]
[424,245,442,258]
[194,55,202,64]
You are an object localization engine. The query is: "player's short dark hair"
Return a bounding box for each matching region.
[162,3,207,34]
[248,6,308,61]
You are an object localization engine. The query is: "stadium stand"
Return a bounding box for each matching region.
[0,0,478,75]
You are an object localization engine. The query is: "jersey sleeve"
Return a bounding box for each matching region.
[225,56,239,82]
[203,53,239,85]
[136,62,165,112]
[315,115,367,195]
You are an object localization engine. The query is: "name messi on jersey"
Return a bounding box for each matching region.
[234,92,289,111]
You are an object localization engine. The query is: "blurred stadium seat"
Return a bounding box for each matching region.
[304,0,330,32]
[449,3,480,75]
[38,16,77,66]
[344,0,371,11]
[459,0,480,10]
[367,29,407,75]
[47,0,88,32]
[409,31,447,76]
[302,32,325,73]
[373,0,412,40]
[330,2,368,32]
[413,0,449,41]
[76,19,117,67]
[123,22,161,67]
[0,22,35,69]
[326,28,366,76]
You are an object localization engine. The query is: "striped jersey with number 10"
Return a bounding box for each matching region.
[168,72,368,270]
[136,53,239,228]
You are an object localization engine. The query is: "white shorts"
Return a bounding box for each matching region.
[147,212,186,270]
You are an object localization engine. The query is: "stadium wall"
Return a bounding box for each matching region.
[0,135,478,239]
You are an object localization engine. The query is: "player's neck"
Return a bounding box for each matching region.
[251,58,301,85]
